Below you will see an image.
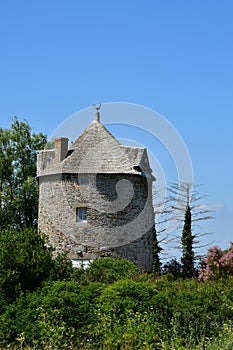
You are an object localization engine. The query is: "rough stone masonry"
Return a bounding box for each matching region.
[37,111,155,271]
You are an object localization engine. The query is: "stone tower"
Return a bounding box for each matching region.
[37,111,155,271]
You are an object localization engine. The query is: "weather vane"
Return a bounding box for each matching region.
[92,103,102,122]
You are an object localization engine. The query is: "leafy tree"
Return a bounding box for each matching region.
[0,228,72,309]
[0,117,47,229]
[0,228,51,307]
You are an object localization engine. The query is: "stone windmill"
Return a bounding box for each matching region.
[37,107,155,271]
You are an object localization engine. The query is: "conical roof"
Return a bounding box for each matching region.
[38,119,154,179]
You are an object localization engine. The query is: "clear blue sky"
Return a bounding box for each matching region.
[0,1,232,255]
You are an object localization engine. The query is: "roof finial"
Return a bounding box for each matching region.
[93,103,101,122]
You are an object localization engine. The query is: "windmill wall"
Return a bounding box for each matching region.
[38,172,154,272]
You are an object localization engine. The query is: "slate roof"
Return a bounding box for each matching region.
[38,119,154,179]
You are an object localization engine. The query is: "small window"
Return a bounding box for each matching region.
[78,176,89,186]
[76,208,87,223]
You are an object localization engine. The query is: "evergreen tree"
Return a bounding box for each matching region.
[152,224,162,273]
[181,204,195,278]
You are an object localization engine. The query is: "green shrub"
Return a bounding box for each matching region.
[0,228,54,308]
[89,279,168,348]
[83,257,139,284]
[88,277,233,349]
[0,228,73,310]
[0,280,105,348]
[1,253,233,349]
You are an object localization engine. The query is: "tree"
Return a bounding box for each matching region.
[167,182,213,278]
[181,204,195,278]
[0,117,47,229]
[0,227,73,310]
[162,258,183,278]
[152,224,162,273]
[0,127,14,227]
[152,187,171,273]
[0,228,53,308]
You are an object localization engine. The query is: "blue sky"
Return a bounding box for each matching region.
[0,1,232,255]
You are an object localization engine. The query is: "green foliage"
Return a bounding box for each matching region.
[85,276,233,349]
[97,279,158,316]
[0,259,233,349]
[0,228,72,309]
[163,259,183,279]
[0,228,51,308]
[51,253,73,281]
[196,322,233,350]
[181,205,195,278]
[90,279,165,349]
[152,224,162,274]
[90,309,161,350]
[0,117,47,229]
[0,280,104,349]
[79,257,139,284]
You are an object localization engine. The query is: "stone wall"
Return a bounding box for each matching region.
[38,173,154,272]
[37,149,55,176]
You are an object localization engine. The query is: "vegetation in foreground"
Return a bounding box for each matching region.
[0,228,233,350]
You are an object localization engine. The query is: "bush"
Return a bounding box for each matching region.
[73,257,139,284]
[0,228,73,310]
[196,322,233,350]
[0,228,53,308]
[1,249,233,349]
[0,280,105,348]
[199,242,233,281]
[89,279,161,349]
[88,277,233,349]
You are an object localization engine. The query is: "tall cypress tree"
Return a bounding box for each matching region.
[181,205,195,278]
[152,224,162,274]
